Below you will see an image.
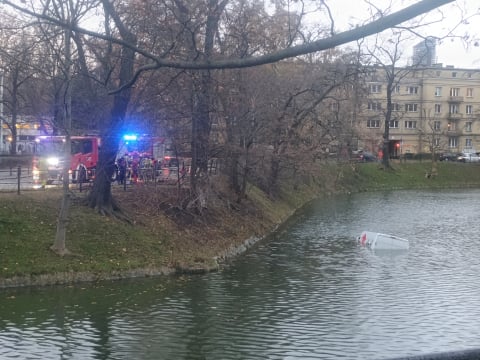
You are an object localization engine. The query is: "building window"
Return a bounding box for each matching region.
[391,103,401,111]
[393,85,401,94]
[450,88,460,97]
[389,120,399,128]
[434,121,441,131]
[406,103,418,112]
[449,104,459,114]
[434,87,442,96]
[367,119,380,128]
[466,105,473,115]
[452,72,457,78]
[449,137,458,148]
[330,102,339,111]
[367,102,381,111]
[467,88,473,97]
[466,138,473,148]
[465,122,472,132]
[434,138,440,147]
[447,122,456,131]
[369,84,382,93]
[434,104,441,114]
[407,86,418,94]
[404,121,417,129]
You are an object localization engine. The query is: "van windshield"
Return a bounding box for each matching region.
[35,138,94,156]
[35,139,65,155]
[123,139,151,154]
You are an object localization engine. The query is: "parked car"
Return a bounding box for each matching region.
[352,150,377,162]
[457,152,480,162]
[439,152,459,161]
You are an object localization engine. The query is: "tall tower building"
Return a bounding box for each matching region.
[412,37,436,66]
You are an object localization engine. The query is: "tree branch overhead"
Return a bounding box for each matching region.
[1,0,455,70]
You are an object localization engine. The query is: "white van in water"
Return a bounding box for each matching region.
[357,231,409,250]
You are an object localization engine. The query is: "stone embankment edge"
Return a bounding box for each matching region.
[0,232,275,289]
[0,267,176,289]
[0,211,296,289]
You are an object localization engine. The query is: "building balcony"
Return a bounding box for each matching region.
[448,96,464,103]
[446,128,462,136]
[448,113,463,120]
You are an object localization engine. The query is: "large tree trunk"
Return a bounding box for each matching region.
[87,90,131,215]
[87,1,136,215]
[87,124,123,214]
[382,100,392,169]
[186,0,228,211]
[382,70,395,169]
[189,73,212,210]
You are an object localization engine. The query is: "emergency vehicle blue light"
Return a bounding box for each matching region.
[123,134,137,141]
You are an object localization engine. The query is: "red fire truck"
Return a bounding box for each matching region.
[118,134,167,162]
[117,134,189,183]
[32,135,100,187]
[118,134,163,181]
[32,133,188,187]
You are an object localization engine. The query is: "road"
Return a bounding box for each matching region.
[0,166,40,192]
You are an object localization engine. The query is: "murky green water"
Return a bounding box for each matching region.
[2,189,480,359]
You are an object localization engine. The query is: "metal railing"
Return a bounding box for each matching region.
[0,166,31,194]
[0,164,200,194]
[0,166,95,194]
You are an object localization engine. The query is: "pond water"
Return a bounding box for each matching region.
[2,189,480,359]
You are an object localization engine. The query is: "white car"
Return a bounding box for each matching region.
[458,152,480,162]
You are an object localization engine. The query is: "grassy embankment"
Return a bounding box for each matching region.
[1,160,480,287]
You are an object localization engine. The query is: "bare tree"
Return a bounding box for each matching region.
[362,30,418,169]
[0,0,457,213]
[0,26,39,154]
[44,0,99,254]
[265,59,360,194]
[420,108,449,177]
[51,21,73,256]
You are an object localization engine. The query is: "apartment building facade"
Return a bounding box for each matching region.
[358,65,480,158]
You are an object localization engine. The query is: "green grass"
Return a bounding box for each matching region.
[2,161,480,283]
[0,191,171,279]
[337,161,480,192]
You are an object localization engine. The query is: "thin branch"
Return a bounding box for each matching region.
[320,0,335,36]
[1,0,455,71]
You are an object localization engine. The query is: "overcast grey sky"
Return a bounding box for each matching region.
[326,0,480,68]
